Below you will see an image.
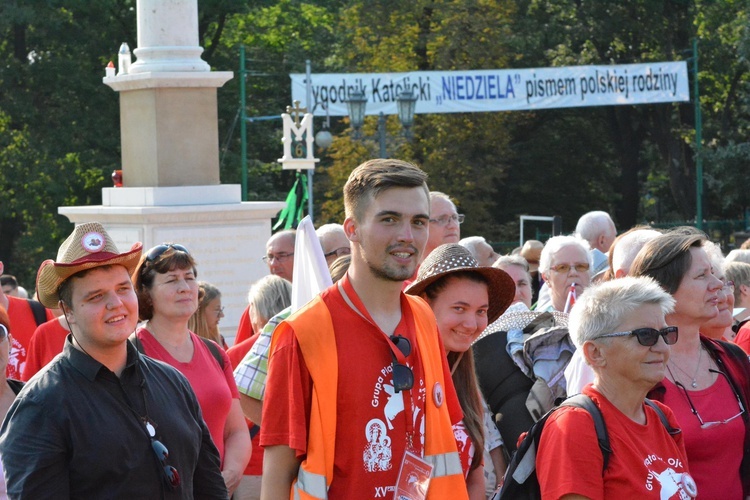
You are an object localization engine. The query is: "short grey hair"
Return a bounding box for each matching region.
[429,191,457,211]
[267,229,296,248]
[493,254,529,272]
[569,276,675,347]
[316,223,345,240]
[539,235,592,276]
[612,229,661,275]
[316,223,347,253]
[703,240,725,279]
[575,211,615,245]
[725,262,750,302]
[459,236,488,261]
[725,249,750,265]
[247,275,292,326]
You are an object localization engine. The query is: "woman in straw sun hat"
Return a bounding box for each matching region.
[406,243,514,499]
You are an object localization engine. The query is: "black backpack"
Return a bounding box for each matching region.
[493,393,679,500]
[27,299,48,327]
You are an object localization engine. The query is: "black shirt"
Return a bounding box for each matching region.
[0,336,227,499]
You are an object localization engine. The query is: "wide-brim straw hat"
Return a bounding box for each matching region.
[36,222,143,308]
[475,309,569,343]
[405,244,515,324]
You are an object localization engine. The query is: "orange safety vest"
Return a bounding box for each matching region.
[271,293,468,500]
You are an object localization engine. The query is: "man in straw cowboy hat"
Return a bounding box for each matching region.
[261,159,468,500]
[0,222,227,499]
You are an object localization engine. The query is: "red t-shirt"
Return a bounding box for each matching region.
[662,377,745,499]
[734,324,750,354]
[537,385,691,500]
[21,317,68,381]
[261,277,461,499]
[226,336,255,368]
[226,336,264,476]
[136,328,239,461]
[233,305,254,345]
[6,296,55,379]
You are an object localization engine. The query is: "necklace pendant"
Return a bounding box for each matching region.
[144,419,156,437]
[691,380,698,388]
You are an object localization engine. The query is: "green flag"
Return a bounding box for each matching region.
[273,171,308,230]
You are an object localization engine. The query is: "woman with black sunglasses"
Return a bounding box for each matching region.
[536,276,696,499]
[632,230,750,499]
[133,244,251,496]
[406,244,515,499]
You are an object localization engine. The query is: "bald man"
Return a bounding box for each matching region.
[264,230,296,282]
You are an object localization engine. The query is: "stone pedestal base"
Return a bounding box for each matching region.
[104,72,233,187]
[102,185,241,206]
[59,198,285,343]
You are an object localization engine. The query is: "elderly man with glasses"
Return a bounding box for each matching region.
[316,223,351,266]
[263,230,296,282]
[424,191,464,259]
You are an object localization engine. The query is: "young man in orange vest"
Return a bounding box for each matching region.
[260,159,468,500]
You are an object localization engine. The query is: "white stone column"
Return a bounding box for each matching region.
[103,0,233,189]
[130,0,209,74]
[65,0,287,342]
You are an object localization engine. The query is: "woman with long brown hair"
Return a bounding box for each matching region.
[631,229,750,499]
[407,244,514,499]
[188,281,227,349]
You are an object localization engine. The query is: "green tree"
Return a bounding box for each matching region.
[507,0,750,230]
[0,0,253,286]
[320,0,520,240]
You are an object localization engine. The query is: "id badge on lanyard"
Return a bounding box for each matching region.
[394,451,434,500]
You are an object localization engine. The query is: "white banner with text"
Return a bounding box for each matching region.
[290,61,689,116]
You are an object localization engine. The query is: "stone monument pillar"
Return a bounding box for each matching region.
[104,0,230,191]
[60,0,284,342]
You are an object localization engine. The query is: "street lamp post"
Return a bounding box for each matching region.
[396,90,418,138]
[344,89,417,157]
[344,90,368,138]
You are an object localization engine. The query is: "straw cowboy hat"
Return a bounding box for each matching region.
[36,222,143,308]
[405,244,515,324]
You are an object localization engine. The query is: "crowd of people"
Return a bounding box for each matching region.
[0,158,747,499]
